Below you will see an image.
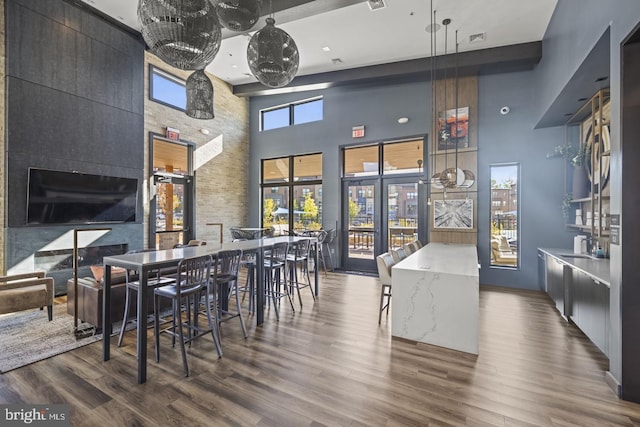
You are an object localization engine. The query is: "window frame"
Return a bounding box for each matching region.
[489,163,520,270]
[260,96,324,131]
[261,153,323,233]
[149,65,187,112]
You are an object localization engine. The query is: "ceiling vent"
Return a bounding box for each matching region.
[469,32,486,43]
[367,0,387,11]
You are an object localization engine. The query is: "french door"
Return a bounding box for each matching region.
[342,179,380,271]
[152,175,193,249]
[148,134,195,249]
[342,178,426,272]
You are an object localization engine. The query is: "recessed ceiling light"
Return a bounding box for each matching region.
[367,0,387,11]
[578,97,588,102]
[232,64,238,69]
[322,46,331,52]
[469,32,486,43]
[565,113,573,116]
[595,76,608,82]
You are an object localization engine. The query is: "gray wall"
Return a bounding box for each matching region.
[249,71,569,290]
[4,0,145,293]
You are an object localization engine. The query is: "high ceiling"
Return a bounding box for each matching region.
[81,0,558,87]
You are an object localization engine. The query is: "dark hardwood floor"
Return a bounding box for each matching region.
[2,272,640,426]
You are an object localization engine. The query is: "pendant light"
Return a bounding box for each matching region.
[247,2,300,88]
[186,69,215,120]
[214,0,262,32]
[138,0,223,71]
[428,15,474,191]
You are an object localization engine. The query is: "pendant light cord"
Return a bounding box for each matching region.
[455,29,459,174]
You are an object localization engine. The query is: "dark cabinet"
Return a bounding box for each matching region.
[571,269,609,356]
[546,255,569,319]
[538,251,547,291]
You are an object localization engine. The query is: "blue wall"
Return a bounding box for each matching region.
[249,71,569,290]
[537,0,640,396]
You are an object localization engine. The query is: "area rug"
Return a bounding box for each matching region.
[0,304,102,373]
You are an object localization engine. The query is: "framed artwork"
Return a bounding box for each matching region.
[433,199,473,229]
[437,106,469,151]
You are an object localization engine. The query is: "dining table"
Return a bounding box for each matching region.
[101,235,318,384]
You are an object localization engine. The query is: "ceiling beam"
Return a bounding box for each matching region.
[221,0,366,38]
[233,42,543,97]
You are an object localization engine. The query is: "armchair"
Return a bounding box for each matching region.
[0,272,54,321]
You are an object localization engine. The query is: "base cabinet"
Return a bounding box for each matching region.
[571,269,609,356]
[546,255,568,319]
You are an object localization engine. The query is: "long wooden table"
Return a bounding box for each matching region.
[101,236,318,384]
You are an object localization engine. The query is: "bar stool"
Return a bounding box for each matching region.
[320,229,336,273]
[376,252,394,324]
[209,249,247,339]
[286,239,315,308]
[153,254,220,377]
[403,242,416,255]
[117,249,174,348]
[264,242,295,321]
[390,247,407,264]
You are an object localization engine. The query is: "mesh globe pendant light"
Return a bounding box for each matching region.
[138,0,222,71]
[213,0,262,31]
[186,70,214,119]
[247,17,299,88]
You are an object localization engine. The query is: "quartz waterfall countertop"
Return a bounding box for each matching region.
[391,243,479,355]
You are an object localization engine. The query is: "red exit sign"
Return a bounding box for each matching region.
[352,125,365,138]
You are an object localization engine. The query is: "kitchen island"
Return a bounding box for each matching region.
[391,242,479,355]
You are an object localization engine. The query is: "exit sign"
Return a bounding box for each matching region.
[352,125,365,138]
[165,126,180,141]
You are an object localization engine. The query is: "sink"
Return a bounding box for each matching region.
[558,253,595,259]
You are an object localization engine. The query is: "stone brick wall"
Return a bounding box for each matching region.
[144,52,249,245]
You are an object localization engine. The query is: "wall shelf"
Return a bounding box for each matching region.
[565,88,611,252]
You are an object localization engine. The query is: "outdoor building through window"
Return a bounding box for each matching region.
[490,164,519,268]
[262,153,322,235]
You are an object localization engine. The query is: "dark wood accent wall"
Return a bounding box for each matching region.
[429,75,479,245]
[621,37,640,403]
[4,0,145,289]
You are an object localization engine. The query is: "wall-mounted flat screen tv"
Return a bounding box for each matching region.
[27,168,138,225]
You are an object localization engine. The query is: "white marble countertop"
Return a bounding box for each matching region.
[538,247,610,287]
[394,242,479,278]
[391,242,479,355]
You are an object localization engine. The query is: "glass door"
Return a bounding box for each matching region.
[383,180,420,252]
[342,180,380,272]
[149,134,194,249]
[154,175,193,249]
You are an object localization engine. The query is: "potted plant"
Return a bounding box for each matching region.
[561,192,573,222]
[571,141,591,199]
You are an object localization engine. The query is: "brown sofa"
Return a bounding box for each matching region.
[67,267,174,331]
[0,272,54,321]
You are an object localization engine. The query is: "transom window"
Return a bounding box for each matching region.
[149,65,186,111]
[343,139,425,177]
[260,97,323,131]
